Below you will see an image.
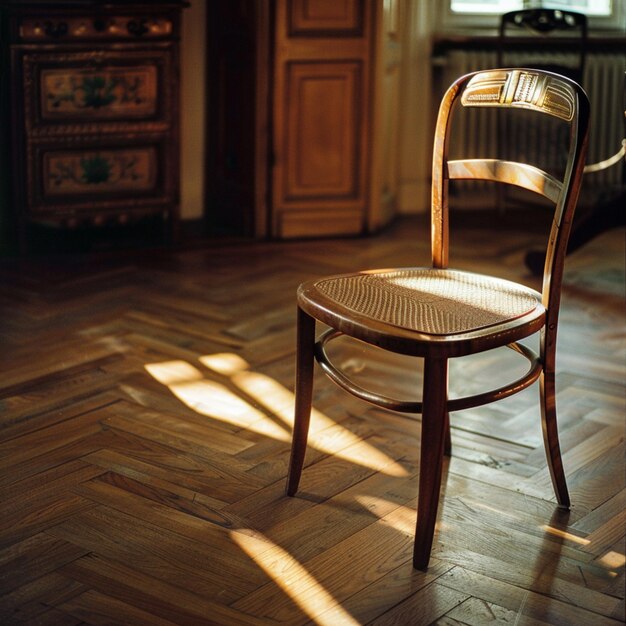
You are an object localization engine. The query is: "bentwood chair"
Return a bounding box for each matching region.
[285,69,590,570]
[498,9,587,84]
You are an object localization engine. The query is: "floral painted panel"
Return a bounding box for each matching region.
[40,66,157,118]
[44,147,157,196]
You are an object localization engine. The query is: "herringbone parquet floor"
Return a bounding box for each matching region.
[0,215,624,625]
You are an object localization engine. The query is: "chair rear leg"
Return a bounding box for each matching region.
[444,411,452,456]
[540,370,570,508]
[413,357,448,570]
[286,307,316,496]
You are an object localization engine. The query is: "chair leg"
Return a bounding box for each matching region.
[286,307,316,497]
[444,411,452,457]
[413,357,448,570]
[540,370,570,508]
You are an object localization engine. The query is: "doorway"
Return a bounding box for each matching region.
[204,0,271,238]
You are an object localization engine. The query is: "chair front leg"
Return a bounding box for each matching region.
[540,369,570,508]
[413,356,449,570]
[286,306,316,496]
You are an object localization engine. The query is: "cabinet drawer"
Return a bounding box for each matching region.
[27,138,174,220]
[44,146,158,196]
[17,47,173,132]
[40,66,158,120]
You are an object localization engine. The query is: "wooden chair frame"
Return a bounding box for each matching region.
[285,69,590,570]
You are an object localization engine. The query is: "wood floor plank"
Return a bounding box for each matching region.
[110,399,257,455]
[0,345,123,399]
[440,596,537,626]
[0,571,88,624]
[432,545,622,619]
[73,472,273,548]
[81,430,258,505]
[60,554,272,626]
[46,504,268,602]
[266,468,420,563]
[368,581,468,625]
[0,493,97,550]
[527,425,624,495]
[566,444,626,513]
[0,387,120,444]
[0,403,116,470]
[80,447,230,509]
[232,502,425,622]
[319,558,454,625]
[223,436,406,531]
[573,490,626,534]
[0,458,105,502]
[59,589,181,626]
[0,533,89,595]
[0,432,111,491]
[436,565,624,626]
[581,507,626,558]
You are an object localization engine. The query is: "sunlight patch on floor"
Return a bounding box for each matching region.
[541,525,590,546]
[145,360,204,385]
[597,550,625,571]
[355,495,417,535]
[144,355,408,477]
[233,370,408,477]
[145,361,290,439]
[200,352,250,376]
[232,531,360,626]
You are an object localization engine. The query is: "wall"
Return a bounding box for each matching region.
[397,0,437,214]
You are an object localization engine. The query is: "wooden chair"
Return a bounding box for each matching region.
[498,9,587,84]
[285,69,590,570]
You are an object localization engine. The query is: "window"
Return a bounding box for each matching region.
[451,0,613,16]
[441,0,623,30]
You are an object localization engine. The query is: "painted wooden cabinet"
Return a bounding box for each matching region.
[1,1,188,251]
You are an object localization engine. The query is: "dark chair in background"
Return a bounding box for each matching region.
[496,9,587,216]
[498,8,587,83]
[285,69,590,570]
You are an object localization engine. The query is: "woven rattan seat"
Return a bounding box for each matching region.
[312,269,541,336]
[285,69,590,571]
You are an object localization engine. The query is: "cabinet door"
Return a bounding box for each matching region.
[271,0,374,238]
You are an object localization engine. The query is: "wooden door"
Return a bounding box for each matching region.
[271,0,375,238]
[206,0,271,238]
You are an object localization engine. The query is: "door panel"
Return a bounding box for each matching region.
[284,62,361,199]
[289,0,363,35]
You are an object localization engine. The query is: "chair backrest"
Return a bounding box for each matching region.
[498,9,587,82]
[431,69,590,329]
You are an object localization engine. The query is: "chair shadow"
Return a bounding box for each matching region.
[533,507,570,588]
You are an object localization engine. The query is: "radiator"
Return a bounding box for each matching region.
[438,49,625,195]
